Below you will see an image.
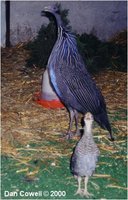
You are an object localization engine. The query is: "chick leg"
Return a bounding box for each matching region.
[83,176,93,197]
[75,176,83,196]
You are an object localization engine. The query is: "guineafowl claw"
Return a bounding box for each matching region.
[62,129,80,140]
[61,132,73,139]
[65,132,74,140]
[65,129,80,139]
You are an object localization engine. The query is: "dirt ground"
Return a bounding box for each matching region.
[1,45,127,150]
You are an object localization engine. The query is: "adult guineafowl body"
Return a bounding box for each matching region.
[41,5,114,141]
[70,112,100,197]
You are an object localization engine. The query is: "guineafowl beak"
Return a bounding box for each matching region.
[41,6,50,16]
[41,11,46,16]
[43,6,52,12]
[41,7,50,16]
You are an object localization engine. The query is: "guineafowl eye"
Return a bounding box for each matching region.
[53,5,59,13]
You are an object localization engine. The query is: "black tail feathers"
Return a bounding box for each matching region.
[94,112,114,141]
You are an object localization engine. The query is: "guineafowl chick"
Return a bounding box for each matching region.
[70,112,100,197]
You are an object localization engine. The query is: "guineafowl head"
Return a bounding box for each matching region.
[41,4,62,24]
[41,4,60,16]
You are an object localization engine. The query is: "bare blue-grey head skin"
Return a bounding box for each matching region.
[41,5,114,141]
[41,5,63,28]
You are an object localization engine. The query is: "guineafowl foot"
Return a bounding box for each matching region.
[64,129,81,139]
[61,132,73,139]
[74,189,83,196]
[83,190,93,198]
[65,132,74,140]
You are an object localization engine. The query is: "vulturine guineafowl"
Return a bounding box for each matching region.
[41,5,114,141]
[70,112,100,197]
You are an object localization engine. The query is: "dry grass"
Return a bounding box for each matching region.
[1,44,127,166]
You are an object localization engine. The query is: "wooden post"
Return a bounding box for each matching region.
[5,0,11,47]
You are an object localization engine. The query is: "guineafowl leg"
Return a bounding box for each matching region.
[83,176,93,197]
[66,110,75,139]
[75,176,83,196]
[74,110,80,136]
